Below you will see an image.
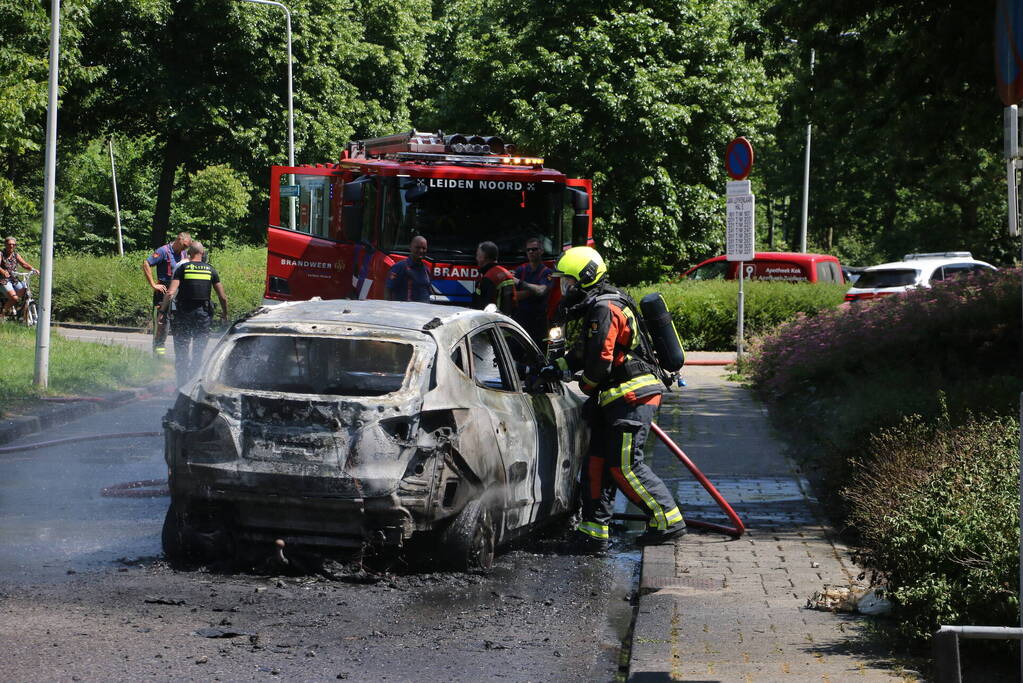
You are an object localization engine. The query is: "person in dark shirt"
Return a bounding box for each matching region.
[472,241,515,314]
[161,241,228,386]
[512,236,553,346]
[386,236,432,302]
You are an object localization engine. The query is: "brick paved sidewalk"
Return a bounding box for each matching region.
[626,362,917,681]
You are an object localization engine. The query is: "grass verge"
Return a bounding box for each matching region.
[0,325,169,404]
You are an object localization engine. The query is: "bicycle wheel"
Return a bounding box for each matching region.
[25,300,37,326]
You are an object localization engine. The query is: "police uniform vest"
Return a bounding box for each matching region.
[174,261,219,313]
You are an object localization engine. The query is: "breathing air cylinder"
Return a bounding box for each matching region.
[639,293,686,372]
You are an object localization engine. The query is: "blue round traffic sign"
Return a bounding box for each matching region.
[996,0,1023,105]
[725,137,754,180]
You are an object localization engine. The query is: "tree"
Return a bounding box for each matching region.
[173,163,251,247]
[0,0,96,243]
[69,0,432,249]
[761,2,1016,266]
[419,0,779,282]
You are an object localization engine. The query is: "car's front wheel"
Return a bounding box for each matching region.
[442,498,496,571]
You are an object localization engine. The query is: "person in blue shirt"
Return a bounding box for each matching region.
[512,236,553,346]
[386,236,432,302]
[142,231,191,355]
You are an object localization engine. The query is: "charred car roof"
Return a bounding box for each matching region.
[232,299,505,340]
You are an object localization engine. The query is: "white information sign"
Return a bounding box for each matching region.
[726,190,755,262]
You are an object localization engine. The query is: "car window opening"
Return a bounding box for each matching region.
[470,329,512,391]
[220,335,414,396]
[854,269,919,289]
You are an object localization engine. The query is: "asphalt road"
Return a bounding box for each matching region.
[0,386,635,681]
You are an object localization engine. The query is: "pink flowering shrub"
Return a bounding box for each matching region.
[750,268,1021,403]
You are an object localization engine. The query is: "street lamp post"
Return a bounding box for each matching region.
[35,0,61,388]
[799,48,814,254]
[236,0,295,228]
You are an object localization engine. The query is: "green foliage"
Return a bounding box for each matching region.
[173,164,252,247]
[759,2,1017,266]
[843,414,1021,645]
[422,0,780,283]
[0,324,167,398]
[0,0,99,237]
[50,245,267,326]
[746,270,1023,651]
[627,280,847,351]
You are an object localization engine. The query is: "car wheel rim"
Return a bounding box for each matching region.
[471,507,495,570]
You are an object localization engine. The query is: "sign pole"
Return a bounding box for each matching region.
[737,261,745,359]
[995,3,1023,672]
[109,137,123,256]
[725,136,755,362]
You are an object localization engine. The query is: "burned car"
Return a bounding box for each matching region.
[162,299,588,570]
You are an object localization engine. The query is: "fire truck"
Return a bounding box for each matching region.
[263,130,593,305]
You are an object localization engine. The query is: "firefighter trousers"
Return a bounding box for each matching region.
[577,396,684,541]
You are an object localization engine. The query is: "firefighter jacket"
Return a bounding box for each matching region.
[556,282,663,407]
[473,262,516,314]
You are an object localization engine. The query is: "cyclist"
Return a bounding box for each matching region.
[142,232,191,355]
[0,237,38,319]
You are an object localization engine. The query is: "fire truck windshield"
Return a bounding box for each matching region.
[378,176,565,261]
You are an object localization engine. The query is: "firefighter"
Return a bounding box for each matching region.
[386,236,432,302]
[512,236,554,346]
[547,246,685,551]
[472,240,515,314]
[161,241,228,386]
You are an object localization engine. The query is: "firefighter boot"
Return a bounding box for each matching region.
[565,529,609,556]
[635,523,687,546]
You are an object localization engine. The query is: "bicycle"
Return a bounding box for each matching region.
[9,271,38,326]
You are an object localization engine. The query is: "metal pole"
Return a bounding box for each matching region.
[737,261,745,360]
[236,0,295,229]
[35,0,61,389]
[109,137,123,256]
[800,48,814,254]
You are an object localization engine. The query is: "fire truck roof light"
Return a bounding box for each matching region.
[392,152,544,168]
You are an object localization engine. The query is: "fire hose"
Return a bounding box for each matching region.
[613,422,746,537]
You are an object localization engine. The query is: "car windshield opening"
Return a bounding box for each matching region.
[219,335,414,396]
[378,176,563,261]
[854,268,919,288]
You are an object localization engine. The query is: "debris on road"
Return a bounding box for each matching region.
[193,627,255,639]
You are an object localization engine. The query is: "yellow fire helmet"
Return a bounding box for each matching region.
[554,246,607,289]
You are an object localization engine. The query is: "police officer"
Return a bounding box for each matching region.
[549,246,685,551]
[161,241,228,386]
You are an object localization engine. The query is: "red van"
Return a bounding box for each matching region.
[681,252,845,283]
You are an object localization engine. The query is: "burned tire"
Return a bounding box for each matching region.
[442,498,496,571]
[161,503,194,562]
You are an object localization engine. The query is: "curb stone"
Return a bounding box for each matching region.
[0,381,176,449]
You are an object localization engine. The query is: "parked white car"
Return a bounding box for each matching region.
[844,252,996,303]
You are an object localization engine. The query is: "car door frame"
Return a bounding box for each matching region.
[463,323,540,534]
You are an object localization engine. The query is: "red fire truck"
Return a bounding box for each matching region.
[263,130,593,305]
